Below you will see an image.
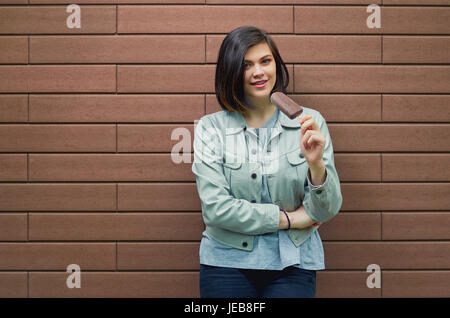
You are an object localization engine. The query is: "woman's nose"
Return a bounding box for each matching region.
[253,65,264,76]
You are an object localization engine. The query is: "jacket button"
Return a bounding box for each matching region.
[251,173,257,179]
[251,199,256,203]
[242,242,248,247]
[299,153,304,158]
[251,149,257,155]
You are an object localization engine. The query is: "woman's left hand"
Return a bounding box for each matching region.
[299,115,326,165]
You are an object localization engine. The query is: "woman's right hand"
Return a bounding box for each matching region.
[289,206,322,230]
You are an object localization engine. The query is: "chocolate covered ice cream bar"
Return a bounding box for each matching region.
[270,92,303,119]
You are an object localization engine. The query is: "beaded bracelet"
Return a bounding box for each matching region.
[281,209,290,230]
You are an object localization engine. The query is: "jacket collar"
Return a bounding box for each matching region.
[225,108,300,135]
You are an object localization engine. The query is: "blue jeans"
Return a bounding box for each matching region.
[199,264,316,298]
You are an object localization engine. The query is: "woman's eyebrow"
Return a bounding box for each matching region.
[244,54,272,63]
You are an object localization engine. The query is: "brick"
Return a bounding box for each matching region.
[118,183,200,211]
[274,35,381,63]
[0,124,116,152]
[29,154,195,181]
[383,7,450,34]
[2,0,27,4]
[209,0,382,4]
[210,0,382,3]
[0,154,27,181]
[0,95,28,122]
[295,6,381,34]
[117,124,194,152]
[295,6,450,34]
[207,35,381,63]
[0,273,27,298]
[294,65,450,93]
[0,6,116,34]
[118,5,292,33]
[382,212,450,240]
[32,0,203,2]
[29,212,204,241]
[0,36,27,63]
[316,271,381,298]
[29,272,199,298]
[0,243,115,270]
[0,66,116,93]
[30,35,205,63]
[118,242,199,270]
[384,36,450,64]
[117,0,204,2]
[29,94,204,123]
[0,213,27,241]
[341,183,449,211]
[383,271,450,298]
[384,0,450,4]
[30,0,115,3]
[382,154,450,182]
[324,242,450,270]
[334,154,381,182]
[0,184,116,211]
[205,98,223,115]
[117,65,215,93]
[383,95,450,123]
[206,94,382,122]
[330,124,450,152]
[319,212,381,241]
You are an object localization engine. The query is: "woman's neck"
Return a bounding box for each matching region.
[243,103,277,128]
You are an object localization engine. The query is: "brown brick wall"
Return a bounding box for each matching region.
[0,0,449,298]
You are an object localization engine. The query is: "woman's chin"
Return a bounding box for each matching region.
[248,92,271,102]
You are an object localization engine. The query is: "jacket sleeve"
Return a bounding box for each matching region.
[191,116,280,235]
[302,113,343,223]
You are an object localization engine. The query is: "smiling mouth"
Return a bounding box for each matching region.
[251,80,268,87]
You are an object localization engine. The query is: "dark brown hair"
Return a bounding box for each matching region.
[215,25,290,114]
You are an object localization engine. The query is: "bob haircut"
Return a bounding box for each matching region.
[215,25,290,114]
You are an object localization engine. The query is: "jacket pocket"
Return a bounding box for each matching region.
[223,161,243,197]
[283,148,308,207]
[286,148,307,166]
[223,161,242,169]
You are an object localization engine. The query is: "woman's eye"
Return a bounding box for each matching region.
[244,59,270,68]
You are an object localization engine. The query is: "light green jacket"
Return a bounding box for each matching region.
[191,107,343,251]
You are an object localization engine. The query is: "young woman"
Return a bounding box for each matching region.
[192,26,343,298]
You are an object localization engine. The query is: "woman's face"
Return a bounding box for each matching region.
[243,42,277,105]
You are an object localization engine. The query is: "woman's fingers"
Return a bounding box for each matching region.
[307,134,317,146]
[299,115,311,126]
[301,130,319,148]
[299,116,318,135]
[302,129,313,149]
[300,115,322,150]
[299,115,312,129]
